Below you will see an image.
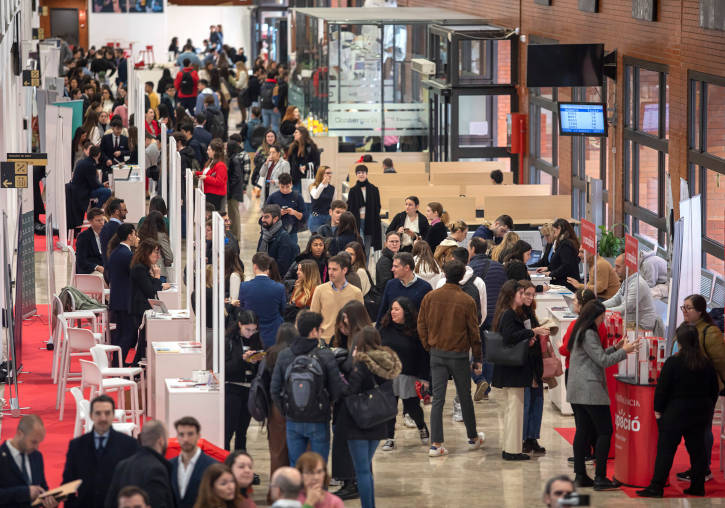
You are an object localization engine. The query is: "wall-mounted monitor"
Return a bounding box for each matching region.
[558,102,607,137]
[526,43,604,87]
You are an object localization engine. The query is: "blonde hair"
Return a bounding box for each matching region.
[448,220,468,234]
[539,223,554,240]
[291,259,321,305]
[433,243,457,267]
[490,231,520,263]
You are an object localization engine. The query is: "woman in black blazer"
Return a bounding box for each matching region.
[537,218,581,291]
[386,196,430,253]
[327,212,362,256]
[424,202,449,253]
[637,324,719,498]
[129,238,169,365]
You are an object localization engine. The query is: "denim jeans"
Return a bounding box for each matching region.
[347,439,379,508]
[90,186,112,207]
[523,385,544,440]
[308,213,329,234]
[286,420,330,466]
[262,108,281,133]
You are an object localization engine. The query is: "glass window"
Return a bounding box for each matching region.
[458,95,491,147]
[539,108,554,164]
[638,69,660,136]
[706,83,725,160]
[704,168,725,243]
[458,39,489,83]
[636,145,661,215]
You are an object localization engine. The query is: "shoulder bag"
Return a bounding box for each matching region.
[345,378,397,429]
[484,330,528,367]
[541,336,563,378]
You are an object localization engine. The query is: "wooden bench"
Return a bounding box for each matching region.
[430,171,514,186]
[482,195,572,223]
[387,196,477,224]
[336,151,427,171]
[347,161,426,181]
[429,161,507,173]
[380,185,461,207]
[367,173,430,187]
[461,184,551,208]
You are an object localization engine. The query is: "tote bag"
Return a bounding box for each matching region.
[301,162,315,203]
[344,380,397,429]
[484,330,528,367]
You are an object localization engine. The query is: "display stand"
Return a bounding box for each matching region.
[160,123,168,203]
[44,104,73,249]
[170,139,182,288]
[112,165,145,224]
[149,340,203,420]
[194,189,206,354]
[45,213,56,347]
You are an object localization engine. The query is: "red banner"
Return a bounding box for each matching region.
[581,219,596,255]
[624,234,639,273]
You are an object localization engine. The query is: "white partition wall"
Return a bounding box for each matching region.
[136,78,145,173]
[194,189,206,352]
[186,169,194,314]
[211,212,225,375]
[161,123,168,203]
[169,137,182,286]
[45,104,73,249]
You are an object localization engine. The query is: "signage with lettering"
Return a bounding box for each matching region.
[578,0,598,12]
[21,69,40,87]
[581,219,597,255]
[624,234,639,273]
[633,0,656,21]
[1,162,28,188]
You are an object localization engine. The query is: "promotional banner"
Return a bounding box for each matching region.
[613,380,658,487]
[581,219,596,254]
[625,234,639,273]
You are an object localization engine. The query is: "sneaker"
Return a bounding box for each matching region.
[403,414,416,428]
[676,469,713,482]
[419,426,430,444]
[429,445,448,457]
[452,400,463,422]
[474,380,490,401]
[381,439,395,451]
[467,432,485,451]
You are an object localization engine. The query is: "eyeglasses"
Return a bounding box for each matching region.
[680,305,695,312]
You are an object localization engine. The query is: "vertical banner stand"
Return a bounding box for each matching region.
[46,212,56,346]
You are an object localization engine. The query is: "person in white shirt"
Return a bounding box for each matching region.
[169,416,218,508]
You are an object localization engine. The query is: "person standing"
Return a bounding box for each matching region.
[105,224,138,359]
[62,395,139,508]
[636,324,719,498]
[259,69,281,132]
[310,254,364,343]
[256,204,299,277]
[75,208,106,275]
[270,311,345,466]
[535,218,581,291]
[346,165,382,259]
[376,252,432,321]
[256,145,291,203]
[472,214,513,245]
[105,421,176,508]
[423,202,449,254]
[170,417,218,508]
[0,415,58,508]
[238,253,286,349]
[195,138,228,212]
[372,232,401,302]
[226,135,250,242]
[265,173,306,245]
[308,167,335,234]
[603,254,659,332]
[100,198,126,266]
[286,127,320,192]
[567,301,637,490]
[318,200,347,239]
[417,260,485,457]
[386,196,430,253]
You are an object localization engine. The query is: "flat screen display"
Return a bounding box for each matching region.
[558,102,607,137]
[526,44,604,87]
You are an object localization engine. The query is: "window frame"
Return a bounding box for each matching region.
[529,87,559,193]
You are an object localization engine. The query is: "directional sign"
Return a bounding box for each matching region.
[22,69,40,87]
[1,162,28,188]
[7,153,48,165]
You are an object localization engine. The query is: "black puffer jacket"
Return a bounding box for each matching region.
[225,330,264,384]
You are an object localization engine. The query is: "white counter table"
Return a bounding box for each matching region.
[148,341,204,420]
[165,378,224,448]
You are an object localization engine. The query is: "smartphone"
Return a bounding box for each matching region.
[249,351,267,362]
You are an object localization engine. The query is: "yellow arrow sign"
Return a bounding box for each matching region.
[2,179,12,188]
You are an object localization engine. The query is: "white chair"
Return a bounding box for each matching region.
[74,273,111,304]
[90,345,146,414]
[51,295,98,384]
[79,360,141,428]
[70,387,136,437]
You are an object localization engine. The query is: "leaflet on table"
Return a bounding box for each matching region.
[154,344,181,353]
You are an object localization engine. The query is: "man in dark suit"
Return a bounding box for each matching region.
[192,113,212,159]
[61,395,139,508]
[100,117,130,171]
[179,122,204,165]
[100,198,127,265]
[75,208,106,275]
[0,414,58,508]
[239,252,286,349]
[105,223,138,359]
[105,420,176,508]
[169,417,217,508]
[70,145,111,210]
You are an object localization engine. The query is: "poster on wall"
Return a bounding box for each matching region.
[92,0,128,13]
[93,0,163,12]
[128,0,164,13]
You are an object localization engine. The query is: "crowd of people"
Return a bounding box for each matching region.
[15,29,725,508]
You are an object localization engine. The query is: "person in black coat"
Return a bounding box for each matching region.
[105,224,138,358]
[424,202,449,254]
[286,127,320,189]
[129,239,170,365]
[326,212,362,256]
[75,208,106,275]
[100,118,130,169]
[536,218,581,291]
[100,198,126,266]
[386,196,430,253]
[346,165,382,255]
[0,415,54,508]
[169,417,218,508]
[257,204,300,277]
[283,234,329,292]
[637,324,720,498]
[372,233,401,298]
[71,145,111,212]
[225,310,264,451]
[503,240,546,293]
[105,421,175,508]
[62,395,139,508]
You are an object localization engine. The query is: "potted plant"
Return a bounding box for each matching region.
[598,224,626,264]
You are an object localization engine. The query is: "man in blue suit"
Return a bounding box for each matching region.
[105,223,138,359]
[0,414,57,508]
[238,252,286,349]
[100,118,130,171]
[75,208,106,275]
[62,395,139,508]
[100,198,127,265]
[169,416,217,508]
[70,145,111,210]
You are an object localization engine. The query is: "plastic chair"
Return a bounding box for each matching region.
[79,360,141,428]
[70,387,136,438]
[74,273,110,304]
[90,345,146,414]
[51,295,98,383]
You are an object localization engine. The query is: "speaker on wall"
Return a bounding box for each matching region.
[578,0,598,12]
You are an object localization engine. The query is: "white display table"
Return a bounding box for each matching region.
[157,285,182,310]
[546,308,577,415]
[112,165,145,224]
[145,310,195,343]
[148,341,203,420]
[165,378,224,448]
[534,287,574,323]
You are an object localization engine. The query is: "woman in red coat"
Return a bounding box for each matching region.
[196,138,228,211]
[144,107,160,137]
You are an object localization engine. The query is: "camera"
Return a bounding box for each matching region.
[558,493,590,506]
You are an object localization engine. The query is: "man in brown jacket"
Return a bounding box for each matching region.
[418,260,485,457]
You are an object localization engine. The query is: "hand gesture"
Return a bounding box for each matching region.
[242,350,256,361]
[306,486,325,506]
[29,486,45,501]
[162,282,171,290]
[151,265,161,278]
[621,338,640,354]
[566,277,582,288]
[532,326,550,336]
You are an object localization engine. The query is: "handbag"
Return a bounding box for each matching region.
[301,162,315,203]
[484,330,528,367]
[344,379,397,429]
[541,337,563,378]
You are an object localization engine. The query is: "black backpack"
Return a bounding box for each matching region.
[179,70,194,95]
[206,107,226,140]
[259,81,276,109]
[247,358,271,423]
[282,349,328,421]
[250,125,267,150]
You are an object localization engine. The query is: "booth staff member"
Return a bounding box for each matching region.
[603,254,659,332]
[76,208,106,275]
[566,248,620,300]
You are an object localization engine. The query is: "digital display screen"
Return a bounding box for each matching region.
[558,102,607,136]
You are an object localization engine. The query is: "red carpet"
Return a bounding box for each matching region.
[555,427,725,498]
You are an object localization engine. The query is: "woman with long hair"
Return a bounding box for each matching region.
[432,240,457,270]
[144,107,160,138]
[637,324,719,498]
[71,127,88,169]
[328,212,362,256]
[518,280,545,455]
[224,451,257,507]
[286,126,320,192]
[412,239,441,285]
[308,166,335,234]
[100,85,114,113]
[333,300,372,350]
[337,327,401,508]
[424,202,449,253]
[284,234,329,287]
[196,138,228,211]
[503,240,545,293]
[567,300,637,489]
[290,260,321,309]
[379,297,430,451]
[129,239,169,365]
[225,310,263,451]
[127,125,138,164]
[491,280,550,461]
[82,109,103,145]
[491,231,521,264]
[279,106,301,147]
[386,196,430,252]
[536,218,581,290]
[137,210,173,279]
[193,463,245,508]
[251,129,278,194]
[226,248,245,301]
[345,242,373,297]
[296,451,344,508]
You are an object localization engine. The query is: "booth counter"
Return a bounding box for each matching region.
[166,378,223,448]
[546,308,577,415]
[149,341,204,420]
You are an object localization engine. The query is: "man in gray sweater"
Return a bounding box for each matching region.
[603,254,659,332]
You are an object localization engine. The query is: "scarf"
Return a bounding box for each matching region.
[259,220,283,253]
